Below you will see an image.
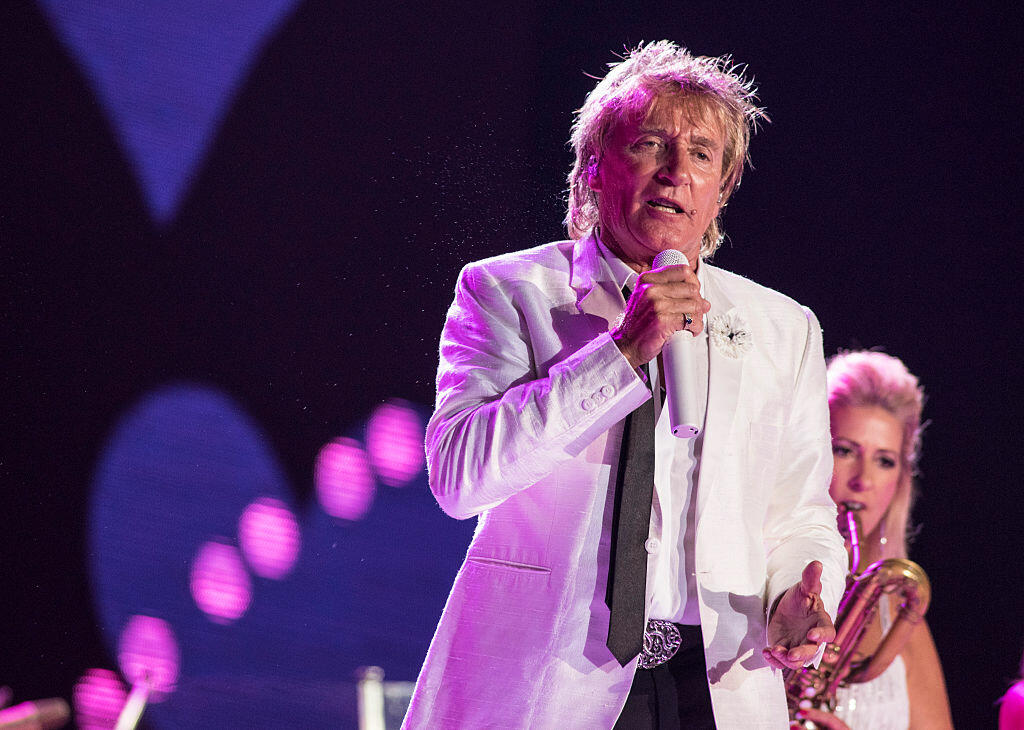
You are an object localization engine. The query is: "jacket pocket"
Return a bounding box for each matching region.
[465,556,551,574]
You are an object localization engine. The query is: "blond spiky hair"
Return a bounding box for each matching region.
[565,40,767,258]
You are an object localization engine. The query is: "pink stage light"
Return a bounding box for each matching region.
[74,668,127,730]
[315,437,375,521]
[190,540,252,623]
[365,400,424,487]
[117,615,180,702]
[238,497,300,579]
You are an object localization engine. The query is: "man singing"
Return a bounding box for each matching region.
[403,41,847,729]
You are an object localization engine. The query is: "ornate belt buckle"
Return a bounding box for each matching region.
[638,619,682,669]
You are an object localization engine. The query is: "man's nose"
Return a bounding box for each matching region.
[656,147,689,185]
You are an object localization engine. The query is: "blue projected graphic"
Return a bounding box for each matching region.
[36,0,300,224]
[88,385,472,727]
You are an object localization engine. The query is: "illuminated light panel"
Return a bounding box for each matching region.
[315,437,375,521]
[73,668,127,730]
[190,540,253,623]
[35,0,302,224]
[238,497,301,579]
[365,400,425,487]
[117,615,180,702]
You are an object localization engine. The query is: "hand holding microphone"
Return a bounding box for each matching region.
[611,248,709,437]
[651,249,704,437]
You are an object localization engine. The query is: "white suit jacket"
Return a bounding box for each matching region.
[403,234,847,729]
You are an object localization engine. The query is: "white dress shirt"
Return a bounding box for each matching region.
[595,236,710,625]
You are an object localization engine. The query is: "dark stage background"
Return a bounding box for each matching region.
[2,1,1020,728]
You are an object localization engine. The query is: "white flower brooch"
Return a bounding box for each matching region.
[708,311,752,358]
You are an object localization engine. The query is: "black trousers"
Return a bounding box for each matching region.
[613,624,716,730]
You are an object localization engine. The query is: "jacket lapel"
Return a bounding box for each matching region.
[571,233,624,325]
[695,266,745,515]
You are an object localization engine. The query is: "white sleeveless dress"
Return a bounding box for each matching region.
[832,596,911,729]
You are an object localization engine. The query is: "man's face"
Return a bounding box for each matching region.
[589,97,726,270]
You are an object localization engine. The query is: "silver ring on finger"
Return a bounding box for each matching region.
[682,313,693,329]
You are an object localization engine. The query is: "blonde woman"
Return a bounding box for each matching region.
[795,351,954,729]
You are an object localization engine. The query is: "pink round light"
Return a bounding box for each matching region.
[365,400,425,487]
[315,437,375,521]
[117,615,180,702]
[190,540,252,623]
[238,497,300,579]
[74,668,127,730]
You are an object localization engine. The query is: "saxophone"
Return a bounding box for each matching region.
[785,501,931,728]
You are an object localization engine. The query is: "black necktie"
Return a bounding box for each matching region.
[606,369,656,665]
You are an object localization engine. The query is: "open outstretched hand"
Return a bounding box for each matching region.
[764,560,836,670]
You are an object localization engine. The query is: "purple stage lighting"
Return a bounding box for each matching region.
[238,497,300,580]
[117,615,180,702]
[366,400,425,487]
[190,540,253,623]
[73,668,127,730]
[315,437,375,521]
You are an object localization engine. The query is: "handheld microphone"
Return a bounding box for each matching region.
[652,249,701,438]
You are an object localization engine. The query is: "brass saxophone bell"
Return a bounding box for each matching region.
[785,501,931,725]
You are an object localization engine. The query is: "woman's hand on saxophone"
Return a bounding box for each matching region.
[791,706,852,730]
[764,560,836,670]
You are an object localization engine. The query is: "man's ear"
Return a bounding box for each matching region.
[586,157,601,191]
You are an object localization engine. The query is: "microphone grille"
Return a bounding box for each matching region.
[652,249,689,268]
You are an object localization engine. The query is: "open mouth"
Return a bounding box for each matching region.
[646,199,685,214]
